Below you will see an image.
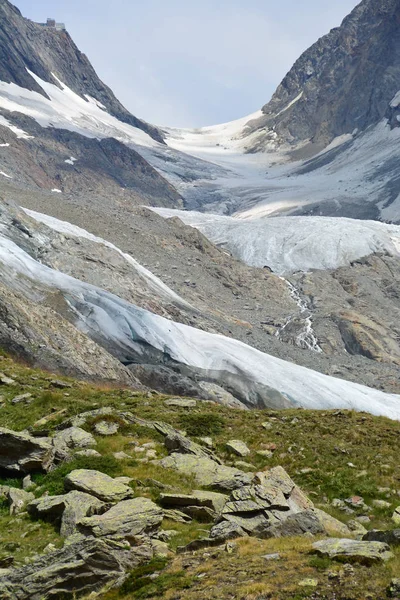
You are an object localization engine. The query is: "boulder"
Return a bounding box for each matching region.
[78,498,163,540]
[312,538,394,565]
[209,520,247,541]
[7,488,34,515]
[160,454,251,491]
[392,506,400,526]
[164,398,197,408]
[52,427,96,451]
[162,509,192,523]
[28,491,107,537]
[255,467,295,497]
[164,432,220,462]
[262,509,325,539]
[11,393,32,405]
[208,467,323,542]
[0,536,153,599]
[64,470,134,502]
[159,491,227,514]
[363,529,400,546]
[94,421,120,436]
[314,509,352,537]
[75,449,102,458]
[59,407,115,429]
[0,428,54,473]
[226,440,251,457]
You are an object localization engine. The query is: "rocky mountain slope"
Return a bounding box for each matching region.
[0,0,398,416]
[0,354,399,599]
[0,0,163,143]
[246,0,400,153]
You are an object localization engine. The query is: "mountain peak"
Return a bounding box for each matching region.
[0,0,164,143]
[246,0,400,153]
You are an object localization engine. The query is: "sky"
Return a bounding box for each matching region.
[15,0,359,128]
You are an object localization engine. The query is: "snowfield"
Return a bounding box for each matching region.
[0,219,400,419]
[0,72,158,148]
[151,208,400,273]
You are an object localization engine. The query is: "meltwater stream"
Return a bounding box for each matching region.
[276,278,322,353]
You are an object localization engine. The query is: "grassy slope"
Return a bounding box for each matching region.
[0,351,399,599]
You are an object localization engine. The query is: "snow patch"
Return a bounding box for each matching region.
[0,171,12,179]
[275,91,304,118]
[51,189,62,193]
[0,72,157,149]
[0,115,33,139]
[64,156,77,165]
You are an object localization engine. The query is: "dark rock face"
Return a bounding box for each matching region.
[0,0,163,143]
[248,0,400,150]
[0,536,153,599]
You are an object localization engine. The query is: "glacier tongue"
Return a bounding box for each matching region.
[0,227,399,420]
[150,208,400,274]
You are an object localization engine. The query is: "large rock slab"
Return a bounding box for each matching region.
[160,454,251,491]
[28,491,107,537]
[312,538,394,565]
[314,509,352,537]
[0,428,54,473]
[0,536,153,599]
[64,470,134,502]
[262,509,325,539]
[78,498,163,540]
[159,491,227,514]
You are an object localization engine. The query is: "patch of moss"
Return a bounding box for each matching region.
[179,412,226,436]
[120,557,193,598]
[32,455,123,495]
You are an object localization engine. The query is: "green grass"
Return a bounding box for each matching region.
[1,351,400,599]
[32,455,124,496]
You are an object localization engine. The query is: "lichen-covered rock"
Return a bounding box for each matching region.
[160,454,251,491]
[159,491,227,514]
[78,497,163,540]
[226,440,251,457]
[0,428,54,473]
[52,427,96,450]
[164,398,197,408]
[392,506,400,526]
[314,509,352,537]
[0,536,153,599]
[64,470,134,502]
[209,467,327,542]
[7,488,34,516]
[312,538,394,565]
[94,420,120,436]
[262,509,325,539]
[27,490,107,537]
[164,432,220,462]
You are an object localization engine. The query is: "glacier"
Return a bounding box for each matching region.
[0,219,399,419]
[151,208,400,274]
